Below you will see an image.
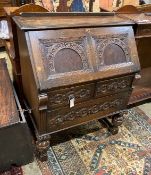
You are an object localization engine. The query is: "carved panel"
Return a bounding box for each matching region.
[93,33,130,68]
[39,37,90,77]
[54,49,83,73]
[102,44,126,65]
[96,75,134,97]
[48,97,126,126]
[48,83,95,108]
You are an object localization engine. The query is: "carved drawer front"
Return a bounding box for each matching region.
[95,75,134,98]
[47,91,131,132]
[47,83,95,109]
[137,25,151,37]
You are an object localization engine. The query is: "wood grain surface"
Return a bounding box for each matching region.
[13,14,134,30]
[0,58,19,127]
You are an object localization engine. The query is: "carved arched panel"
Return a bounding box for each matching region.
[54,48,83,73]
[39,37,90,77]
[93,33,130,68]
[102,44,126,65]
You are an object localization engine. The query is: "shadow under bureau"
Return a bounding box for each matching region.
[13,13,140,161]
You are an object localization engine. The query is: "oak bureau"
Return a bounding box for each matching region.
[13,13,140,160]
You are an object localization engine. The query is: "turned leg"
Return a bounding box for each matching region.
[36,140,50,161]
[112,113,124,127]
[99,111,127,135]
[100,118,119,135]
[99,118,118,135]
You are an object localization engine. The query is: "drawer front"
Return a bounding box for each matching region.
[47,83,95,109]
[95,75,134,98]
[47,91,131,132]
[137,25,151,37]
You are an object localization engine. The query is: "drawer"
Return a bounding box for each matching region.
[95,75,134,98]
[47,83,95,109]
[137,25,151,37]
[47,90,131,132]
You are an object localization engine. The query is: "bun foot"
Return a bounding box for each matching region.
[99,117,119,135]
[36,140,50,161]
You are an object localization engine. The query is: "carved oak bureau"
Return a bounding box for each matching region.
[13,13,140,160]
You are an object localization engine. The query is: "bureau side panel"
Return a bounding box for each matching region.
[17,28,46,133]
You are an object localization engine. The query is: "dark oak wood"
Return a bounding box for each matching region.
[100,118,119,135]
[47,91,132,133]
[13,13,135,30]
[13,13,140,161]
[112,113,124,127]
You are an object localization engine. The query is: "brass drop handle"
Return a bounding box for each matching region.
[68,94,75,108]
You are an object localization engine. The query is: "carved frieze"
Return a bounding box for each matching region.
[48,98,124,125]
[96,78,131,95]
[39,37,90,76]
[48,88,91,106]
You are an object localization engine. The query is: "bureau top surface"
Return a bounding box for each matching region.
[119,13,151,24]
[0,59,19,127]
[13,13,134,30]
